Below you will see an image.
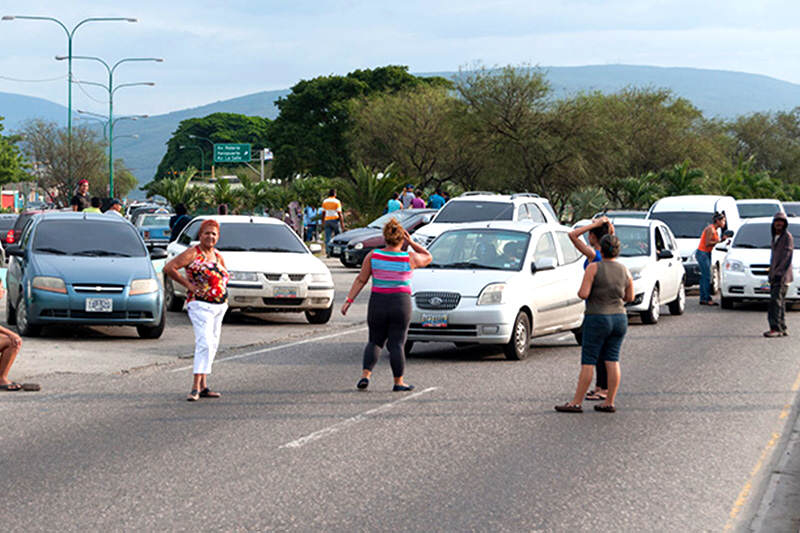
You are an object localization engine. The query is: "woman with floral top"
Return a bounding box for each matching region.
[164,218,230,401]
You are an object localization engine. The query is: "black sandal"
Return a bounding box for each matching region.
[555,403,582,413]
[356,378,369,390]
[187,389,200,402]
[594,404,616,413]
[585,391,607,401]
[0,382,22,391]
[199,388,221,398]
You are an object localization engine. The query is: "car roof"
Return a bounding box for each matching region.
[34,211,131,223]
[192,215,285,225]
[651,195,734,211]
[739,217,779,225]
[435,220,557,234]
[609,217,660,228]
[736,199,782,204]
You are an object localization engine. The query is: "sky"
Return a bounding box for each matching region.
[2,0,800,117]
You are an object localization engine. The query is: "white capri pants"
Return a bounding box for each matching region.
[187,300,228,375]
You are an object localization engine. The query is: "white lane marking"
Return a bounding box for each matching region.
[170,326,368,372]
[280,387,438,449]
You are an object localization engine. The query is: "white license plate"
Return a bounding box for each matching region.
[333,246,342,255]
[422,314,447,328]
[274,286,298,298]
[85,298,113,313]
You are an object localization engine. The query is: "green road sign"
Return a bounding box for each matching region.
[213,143,251,163]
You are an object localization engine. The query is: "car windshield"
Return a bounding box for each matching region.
[368,211,417,229]
[433,201,513,223]
[733,223,800,249]
[33,220,147,257]
[738,203,781,218]
[141,215,171,227]
[427,229,530,271]
[605,211,647,219]
[783,203,800,217]
[615,226,651,257]
[186,222,308,253]
[0,216,17,231]
[649,211,712,238]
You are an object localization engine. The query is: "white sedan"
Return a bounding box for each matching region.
[720,217,800,309]
[165,215,335,323]
[406,221,585,360]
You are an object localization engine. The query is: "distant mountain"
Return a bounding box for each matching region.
[4,64,800,197]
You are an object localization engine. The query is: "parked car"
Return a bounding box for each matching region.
[0,213,18,249]
[329,208,437,267]
[719,218,800,309]
[647,195,741,291]
[611,219,686,323]
[592,210,647,219]
[406,221,584,360]
[411,192,559,248]
[783,202,800,217]
[736,199,784,219]
[9,210,44,247]
[130,205,170,227]
[136,213,172,248]
[5,212,167,338]
[165,215,335,323]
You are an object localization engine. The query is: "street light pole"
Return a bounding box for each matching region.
[1,16,137,183]
[179,145,205,178]
[188,134,215,180]
[60,55,161,197]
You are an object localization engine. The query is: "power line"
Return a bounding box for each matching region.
[0,74,67,83]
[71,74,108,104]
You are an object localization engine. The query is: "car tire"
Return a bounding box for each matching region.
[164,277,184,312]
[503,311,530,360]
[339,257,349,268]
[6,294,16,325]
[668,281,686,316]
[572,326,583,346]
[136,306,165,339]
[404,340,414,355]
[640,285,660,324]
[721,296,735,310]
[711,264,721,295]
[15,296,40,337]
[305,306,333,324]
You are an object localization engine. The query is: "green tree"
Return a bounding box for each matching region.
[289,176,333,207]
[729,108,800,184]
[142,167,207,210]
[269,65,450,180]
[335,162,406,226]
[606,172,664,210]
[659,162,706,196]
[0,117,30,185]
[211,178,239,212]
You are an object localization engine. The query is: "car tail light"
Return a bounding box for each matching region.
[5,230,14,244]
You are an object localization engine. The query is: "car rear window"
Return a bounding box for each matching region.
[141,215,171,227]
[0,215,17,231]
[182,221,308,253]
[434,201,513,223]
[737,203,781,218]
[649,211,711,239]
[33,219,147,257]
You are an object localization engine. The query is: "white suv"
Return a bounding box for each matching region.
[407,221,584,360]
[412,192,559,247]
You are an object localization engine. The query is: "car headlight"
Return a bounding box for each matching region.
[229,271,259,282]
[477,283,506,305]
[725,260,745,272]
[130,278,159,295]
[354,242,364,250]
[32,276,66,294]
[631,270,643,280]
[412,234,427,245]
[311,272,332,283]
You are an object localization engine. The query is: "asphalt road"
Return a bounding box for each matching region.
[2,276,800,531]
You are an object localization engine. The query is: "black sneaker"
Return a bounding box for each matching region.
[356,378,369,390]
[392,384,415,392]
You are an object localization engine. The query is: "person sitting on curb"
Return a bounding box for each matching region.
[0,281,39,392]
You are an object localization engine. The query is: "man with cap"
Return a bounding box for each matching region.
[106,199,124,216]
[70,179,91,211]
[400,185,416,209]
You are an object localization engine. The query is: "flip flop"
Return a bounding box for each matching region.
[187,389,200,402]
[199,388,221,398]
[594,404,616,413]
[0,382,22,391]
[555,403,583,413]
[585,391,607,401]
[21,383,40,392]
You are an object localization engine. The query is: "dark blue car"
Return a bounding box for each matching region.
[5,212,167,338]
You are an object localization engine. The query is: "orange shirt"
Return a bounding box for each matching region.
[697,225,718,252]
[322,197,342,221]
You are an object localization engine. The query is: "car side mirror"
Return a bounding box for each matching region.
[656,250,674,260]
[723,230,734,238]
[531,257,556,273]
[421,214,432,224]
[6,245,24,258]
[309,243,322,254]
[149,247,168,260]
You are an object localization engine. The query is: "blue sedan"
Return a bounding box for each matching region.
[5,212,168,338]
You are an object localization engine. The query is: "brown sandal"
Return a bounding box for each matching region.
[594,404,616,413]
[555,403,583,413]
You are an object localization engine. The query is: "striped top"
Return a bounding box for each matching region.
[371,249,412,294]
[322,196,342,221]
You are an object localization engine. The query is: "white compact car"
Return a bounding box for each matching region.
[720,217,800,309]
[165,216,335,323]
[411,192,559,248]
[611,218,686,323]
[406,221,585,360]
[736,199,784,219]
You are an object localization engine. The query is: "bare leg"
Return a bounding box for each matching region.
[0,334,22,385]
[569,364,595,406]
[602,362,621,407]
[361,369,372,379]
[192,374,203,391]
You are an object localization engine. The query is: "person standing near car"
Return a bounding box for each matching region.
[411,190,426,209]
[765,212,793,337]
[341,219,432,391]
[322,189,346,255]
[169,204,192,242]
[568,216,614,402]
[427,188,446,210]
[164,219,230,401]
[696,212,726,306]
[387,193,403,213]
[82,197,102,214]
[400,184,416,209]
[556,235,634,413]
[106,199,124,216]
[70,179,91,212]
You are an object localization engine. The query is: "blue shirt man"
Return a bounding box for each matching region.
[387,197,403,213]
[428,189,446,209]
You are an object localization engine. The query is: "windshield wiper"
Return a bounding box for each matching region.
[248,247,303,253]
[441,261,506,270]
[73,249,131,257]
[34,247,66,255]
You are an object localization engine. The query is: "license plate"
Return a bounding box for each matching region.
[759,281,771,290]
[274,286,298,298]
[422,314,447,328]
[85,297,113,313]
[333,246,342,255]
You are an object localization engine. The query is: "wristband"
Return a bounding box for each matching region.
[346,298,354,304]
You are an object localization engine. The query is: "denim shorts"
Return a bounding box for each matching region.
[581,313,628,365]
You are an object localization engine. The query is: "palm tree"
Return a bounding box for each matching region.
[212,179,239,212]
[659,162,705,196]
[143,166,207,210]
[336,162,406,226]
[609,172,664,209]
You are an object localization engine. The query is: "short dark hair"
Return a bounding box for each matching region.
[391,192,398,200]
[600,234,621,259]
[175,203,187,216]
[328,189,336,197]
[435,188,442,195]
[90,197,101,208]
[217,204,229,215]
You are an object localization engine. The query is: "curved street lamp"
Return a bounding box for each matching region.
[179,144,205,178]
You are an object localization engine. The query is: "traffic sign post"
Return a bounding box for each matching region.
[213,143,252,163]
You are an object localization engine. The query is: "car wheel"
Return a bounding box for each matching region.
[15,296,40,337]
[164,277,184,312]
[640,285,660,324]
[572,326,583,346]
[711,264,721,295]
[668,281,686,315]
[503,311,530,360]
[136,305,166,339]
[305,306,333,324]
[721,296,735,310]
[404,340,414,355]
[6,293,16,325]
[339,257,349,268]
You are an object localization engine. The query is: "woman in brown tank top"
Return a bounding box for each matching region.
[556,235,634,413]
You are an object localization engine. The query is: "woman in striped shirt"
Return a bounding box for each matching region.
[341,218,432,391]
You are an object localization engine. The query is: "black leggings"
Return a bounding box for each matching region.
[363,292,412,378]
[596,360,608,390]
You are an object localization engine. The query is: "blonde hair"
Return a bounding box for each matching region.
[383,218,404,246]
